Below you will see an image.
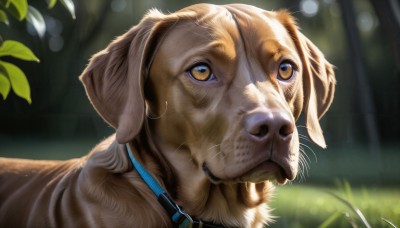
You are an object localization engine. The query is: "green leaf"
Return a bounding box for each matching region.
[5,0,28,21]
[0,70,11,100]
[60,0,75,19]
[0,40,40,62]
[26,5,46,38]
[0,60,31,104]
[2,0,11,8]
[0,9,9,25]
[47,0,57,9]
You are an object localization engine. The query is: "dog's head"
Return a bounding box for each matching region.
[80,4,335,185]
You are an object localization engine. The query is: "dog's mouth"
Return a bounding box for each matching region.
[237,160,288,184]
[202,160,293,185]
[202,163,222,183]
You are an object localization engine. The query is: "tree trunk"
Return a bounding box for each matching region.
[337,0,381,157]
[370,0,400,68]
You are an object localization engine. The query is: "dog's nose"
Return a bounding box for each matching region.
[245,110,294,141]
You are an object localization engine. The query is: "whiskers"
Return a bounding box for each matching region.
[173,142,223,165]
[172,142,194,163]
[296,125,319,183]
[205,144,229,174]
[207,144,224,160]
[297,147,310,183]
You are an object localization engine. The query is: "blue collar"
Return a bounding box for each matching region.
[126,144,224,228]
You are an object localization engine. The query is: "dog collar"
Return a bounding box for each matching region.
[126,144,224,228]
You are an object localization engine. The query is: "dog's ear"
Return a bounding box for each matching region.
[80,10,179,144]
[299,34,336,148]
[279,12,336,148]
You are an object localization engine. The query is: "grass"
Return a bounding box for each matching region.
[269,183,400,227]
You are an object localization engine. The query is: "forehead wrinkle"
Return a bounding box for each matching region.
[173,10,238,62]
[207,39,236,62]
[260,39,281,61]
[195,9,238,61]
[225,6,295,58]
[259,39,301,68]
[221,7,259,86]
[258,14,299,59]
[260,39,287,62]
[174,26,237,65]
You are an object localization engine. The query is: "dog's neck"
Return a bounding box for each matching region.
[133,133,274,227]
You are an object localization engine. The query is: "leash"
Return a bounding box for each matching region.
[126,144,224,228]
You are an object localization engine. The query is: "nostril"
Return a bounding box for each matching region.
[245,112,273,139]
[254,124,269,137]
[276,114,294,139]
[279,124,293,137]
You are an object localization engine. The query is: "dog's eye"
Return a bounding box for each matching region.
[189,64,213,81]
[278,62,295,81]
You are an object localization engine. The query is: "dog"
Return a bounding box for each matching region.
[0,3,335,227]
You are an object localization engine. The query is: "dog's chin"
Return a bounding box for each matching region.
[236,161,288,184]
[202,161,290,185]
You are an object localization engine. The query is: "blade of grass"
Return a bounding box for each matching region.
[319,211,342,228]
[328,192,371,228]
[382,218,397,228]
[343,180,355,204]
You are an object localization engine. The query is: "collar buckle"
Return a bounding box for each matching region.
[127,144,222,228]
[158,193,194,225]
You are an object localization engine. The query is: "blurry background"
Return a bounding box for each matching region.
[1,0,399,227]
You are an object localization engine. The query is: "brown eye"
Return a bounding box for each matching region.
[189,64,213,81]
[278,62,294,81]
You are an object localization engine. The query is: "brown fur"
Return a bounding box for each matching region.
[0,4,335,227]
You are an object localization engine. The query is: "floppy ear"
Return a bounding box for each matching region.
[299,34,336,148]
[279,12,336,148]
[80,10,177,144]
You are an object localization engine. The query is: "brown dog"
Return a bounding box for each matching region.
[0,4,335,227]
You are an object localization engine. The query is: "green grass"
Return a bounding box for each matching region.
[269,184,400,227]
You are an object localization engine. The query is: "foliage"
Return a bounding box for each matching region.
[320,180,397,228]
[270,184,400,228]
[0,0,75,104]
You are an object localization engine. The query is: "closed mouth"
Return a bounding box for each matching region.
[203,160,292,184]
[237,160,288,184]
[202,163,221,183]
